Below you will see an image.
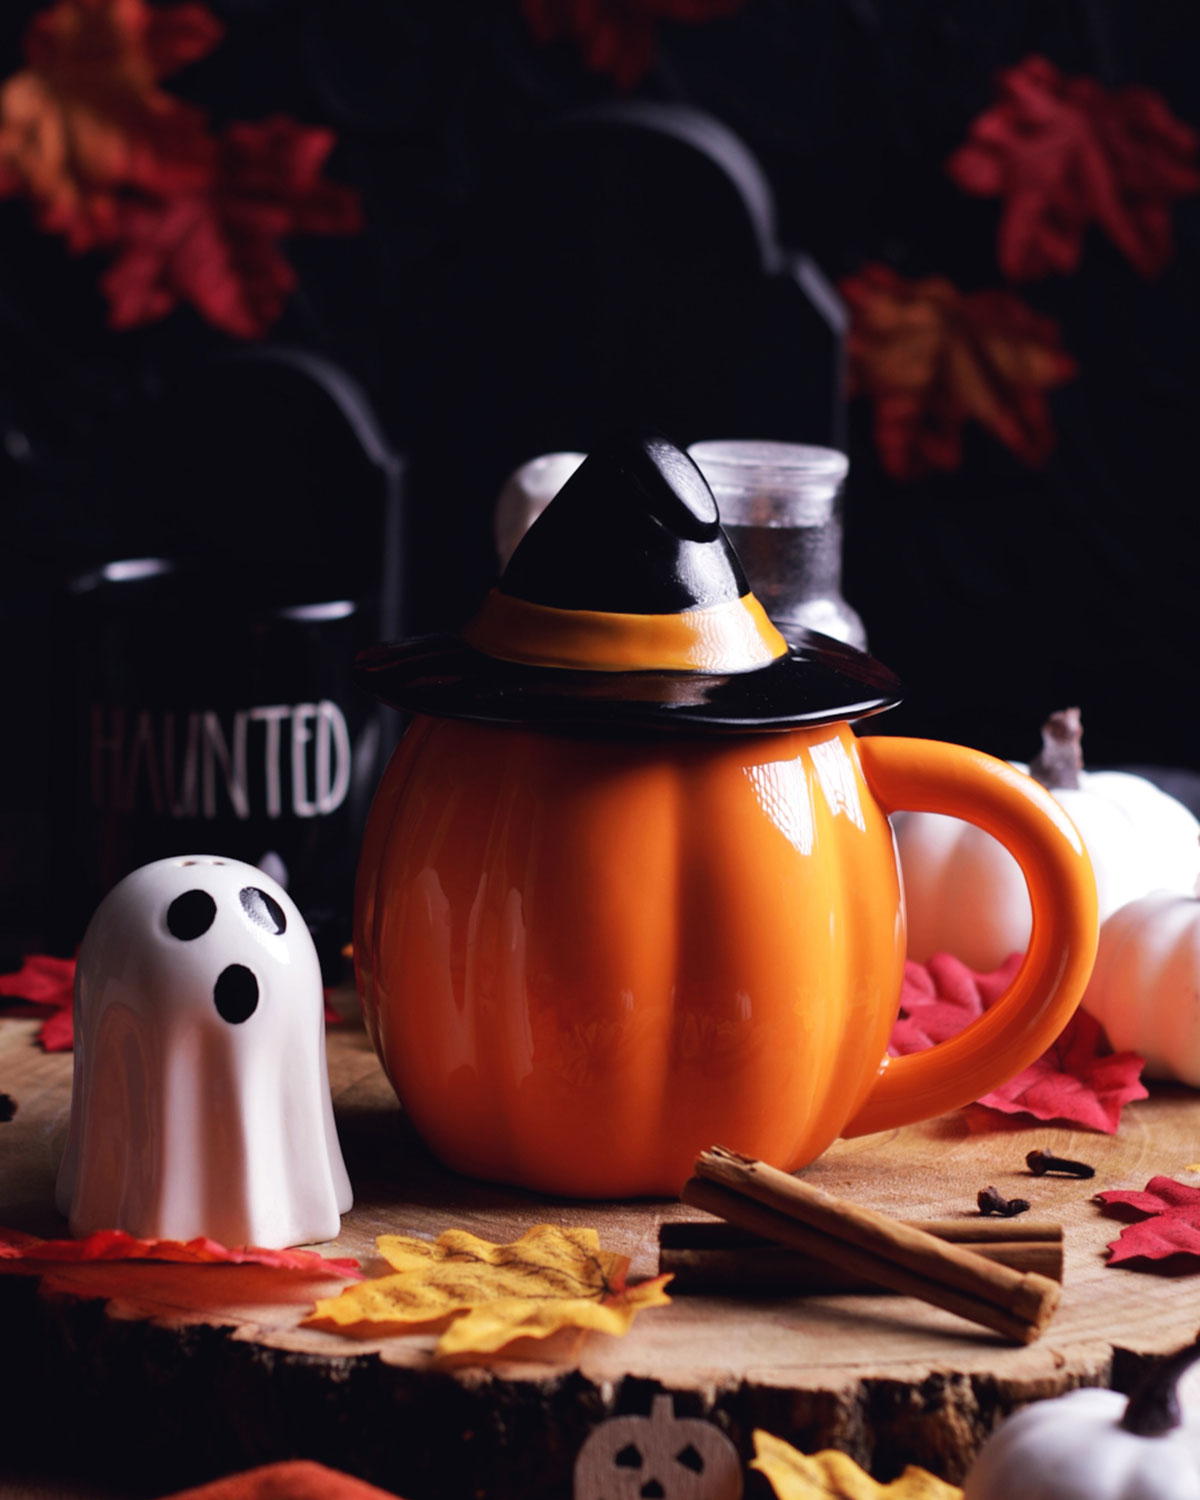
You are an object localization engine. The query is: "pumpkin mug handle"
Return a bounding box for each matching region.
[843,736,1099,1138]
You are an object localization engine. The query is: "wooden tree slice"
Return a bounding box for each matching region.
[3,1005,1200,1499]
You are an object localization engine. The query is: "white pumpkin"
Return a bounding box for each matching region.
[1082,886,1200,1084]
[894,709,1200,972]
[964,1338,1200,1499]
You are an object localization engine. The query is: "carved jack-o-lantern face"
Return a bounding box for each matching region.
[574,1395,742,1500]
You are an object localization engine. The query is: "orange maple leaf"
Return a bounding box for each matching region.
[839,263,1076,479]
[304,1223,672,1361]
[0,0,222,250]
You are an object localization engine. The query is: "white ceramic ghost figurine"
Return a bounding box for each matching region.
[56,855,353,1248]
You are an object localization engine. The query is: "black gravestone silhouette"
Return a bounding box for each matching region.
[51,350,405,971]
[406,100,846,633]
[112,347,405,635]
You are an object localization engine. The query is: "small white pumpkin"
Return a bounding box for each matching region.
[1082,884,1200,1085]
[964,1338,1200,1500]
[894,709,1200,972]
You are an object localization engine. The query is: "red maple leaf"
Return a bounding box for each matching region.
[522,0,748,90]
[1094,1177,1200,1267]
[0,953,76,1052]
[0,1224,361,1276]
[158,1461,403,1500]
[101,115,362,338]
[839,263,1076,480]
[890,951,1019,1053]
[0,0,362,338]
[890,952,1147,1133]
[948,55,1200,280]
[0,0,221,250]
[976,1008,1148,1133]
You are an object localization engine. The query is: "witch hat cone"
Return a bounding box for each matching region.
[356,432,901,731]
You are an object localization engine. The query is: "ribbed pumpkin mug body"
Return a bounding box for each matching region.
[355,716,902,1197]
[354,714,1097,1198]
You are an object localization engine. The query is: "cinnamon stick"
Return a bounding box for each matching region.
[659,1219,1063,1294]
[685,1146,1062,1344]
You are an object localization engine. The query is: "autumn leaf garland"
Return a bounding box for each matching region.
[0,0,220,251]
[948,55,1200,282]
[839,266,1077,481]
[843,55,1199,478]
[0,0,361,338]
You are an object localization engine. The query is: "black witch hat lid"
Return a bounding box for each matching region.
[355,433,901,731]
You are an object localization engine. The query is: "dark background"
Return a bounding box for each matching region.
[2,0,1198,950]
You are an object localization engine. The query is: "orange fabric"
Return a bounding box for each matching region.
[160,1459,404,1500]
[461,589,787,673]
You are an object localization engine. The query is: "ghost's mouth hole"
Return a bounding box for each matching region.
[214,964,259,1024]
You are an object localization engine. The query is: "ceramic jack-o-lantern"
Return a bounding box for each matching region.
[354,434,1098,1198]
[57,855,352,1248]
[573,1396,742,1500]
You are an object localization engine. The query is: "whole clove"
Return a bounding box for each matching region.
[978,1186,1031,1218]
[1026,1148,1094,1179]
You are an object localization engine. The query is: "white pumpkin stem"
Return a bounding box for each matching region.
[1029,708,1084,792]
[1119,1331,1200,1437]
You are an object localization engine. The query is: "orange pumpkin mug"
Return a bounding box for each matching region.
[354,436,1098,1198]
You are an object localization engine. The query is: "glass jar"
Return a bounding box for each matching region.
[688,439,866,649]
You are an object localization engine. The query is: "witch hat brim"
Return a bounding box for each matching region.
[355,627,899,732]
[356,434,901,732]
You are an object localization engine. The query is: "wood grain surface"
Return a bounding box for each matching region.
[3,1000,1200,1499]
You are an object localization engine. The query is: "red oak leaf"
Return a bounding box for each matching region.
[522,0,748,90]
[839,263,1076,480]
[100,115,362,338]
[0,1224,362,1277]
[0,953,76,1052]
[0,0,221,249]
[1094,1177,1200,1267]
[948,55,1200,280]
[890,952,1147,1132]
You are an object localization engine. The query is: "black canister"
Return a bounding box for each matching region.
[56,558,384,974]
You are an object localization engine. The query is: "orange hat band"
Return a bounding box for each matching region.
[461,590,789,674]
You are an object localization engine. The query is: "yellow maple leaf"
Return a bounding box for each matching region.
[752,1431,962,1500]
[304,1223,672,1360]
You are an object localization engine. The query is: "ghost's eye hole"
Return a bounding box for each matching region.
[239,886,287,935]
[166,890,217,940]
